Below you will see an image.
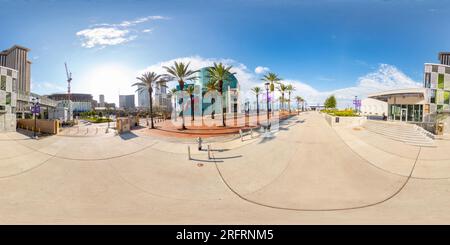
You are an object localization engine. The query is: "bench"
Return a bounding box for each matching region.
[239,128,254,141]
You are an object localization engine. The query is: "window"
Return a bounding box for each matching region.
[438,74,445,89]
[12,78,17,92]
[446,91,450,105]
[430,89,436,103]
[6,69,12,76]
[6,92,11,105]
[446,67,450,74]
[424,72,431,88]
[0,105,5,112]
[432,65,438,72]
[1,75,6,90]
[437,105,444,113]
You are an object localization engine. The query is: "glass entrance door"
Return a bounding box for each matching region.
[401,108,407,122]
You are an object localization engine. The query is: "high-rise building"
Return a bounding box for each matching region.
[99,94,105,107]
[0,45,31,113]
[119,95,135,110]
[137,86,150,108]
[438,52,450,66]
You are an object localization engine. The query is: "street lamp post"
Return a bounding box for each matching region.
[265,82,270,128]
[30,97,40,139]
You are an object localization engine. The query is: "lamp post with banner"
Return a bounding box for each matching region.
[353,96,361,114]
[30,96,41,139]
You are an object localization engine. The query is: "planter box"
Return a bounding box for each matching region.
[324,114,366,128]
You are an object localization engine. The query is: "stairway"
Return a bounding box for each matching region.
[363,120,436,147]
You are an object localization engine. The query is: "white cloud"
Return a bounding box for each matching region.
[77,15,167,48]
[284,64,421,108]
[138,57,420,109]
[255,66,270,74]
[76,28,136,48]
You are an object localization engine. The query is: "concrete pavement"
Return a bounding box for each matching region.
[0,111,449,224]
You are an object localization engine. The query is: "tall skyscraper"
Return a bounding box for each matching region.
[99,94,105,107]
[137,86,150,108]
[119,95,135,110]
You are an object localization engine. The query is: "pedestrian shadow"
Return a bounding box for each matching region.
[199,148,230,152]
[190,158,224,163]
[258,134,276,144]
[212,155,243,160]
[119,132,139,140]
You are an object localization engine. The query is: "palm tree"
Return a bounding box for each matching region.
[163,61,198,130]
[251,86,262,123]
[205,80,218,119]
[169,88,178,121]
[261,72,282,115]
[132,72,165,129]
[295,96,304,114]
[207,63,236,127]
[277,83,288,112]
[185,85,195,121]
[286,84,295,114]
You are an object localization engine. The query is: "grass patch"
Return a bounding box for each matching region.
[83,117,113,124]
[321,109,359,117]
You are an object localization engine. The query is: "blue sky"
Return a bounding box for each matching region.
[1,0,450,106]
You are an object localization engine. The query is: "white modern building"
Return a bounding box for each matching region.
[360,98,388,117]
[369,52,450,134]
[0,66,18,132]
[48,100,72,123]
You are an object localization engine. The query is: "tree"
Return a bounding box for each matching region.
[277,83,288,111]
[132,72,166,129]
[324,95,337,109]
[205,80,218,119]
[286,84,295,114]
[185,85,195,121]
[251,87,262,122]
[295,96,304,114]
[207,63,236,127]
[164,61,199,130]
[169,88,178,121]
[261,72,282,115]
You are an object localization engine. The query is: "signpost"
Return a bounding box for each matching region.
[30,97,40,139]
[353,96,361,113]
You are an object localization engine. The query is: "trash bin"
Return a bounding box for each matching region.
[437,122,444,135]
[335,117,340,123]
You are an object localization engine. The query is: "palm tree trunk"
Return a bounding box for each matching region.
[191,95,194,121]
[256,94,260,125]
[288,92,291,114]
[149,88,154,129]
[222,93,226,127]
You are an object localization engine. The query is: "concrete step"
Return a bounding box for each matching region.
[363,120,435,147]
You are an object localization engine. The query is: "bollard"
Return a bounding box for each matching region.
[250,128,253,138]
[188,146,192,160]
[239,129,243,142]
[208,145,211,160]
[96,128,98,134]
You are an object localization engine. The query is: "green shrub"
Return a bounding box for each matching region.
[322,109,358,117]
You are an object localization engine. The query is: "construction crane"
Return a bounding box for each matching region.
[65,62,73,121]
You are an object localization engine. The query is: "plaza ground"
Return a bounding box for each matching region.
[0,112,449,224]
